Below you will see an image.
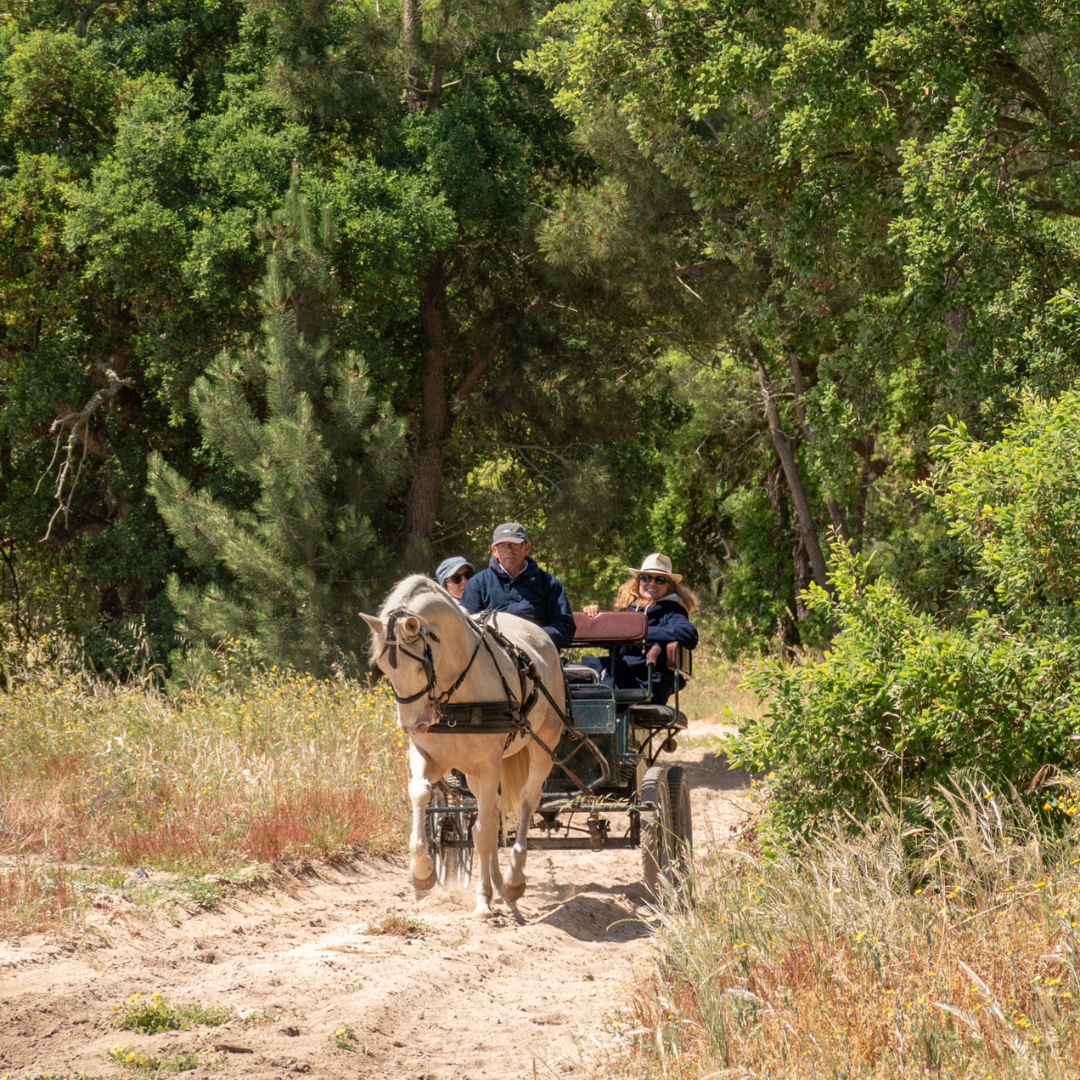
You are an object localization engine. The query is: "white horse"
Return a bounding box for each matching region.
[361,575,565,918]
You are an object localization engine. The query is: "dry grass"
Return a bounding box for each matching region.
[0,661,409,877]
[363,913,433,937]
[0,862,81,934]
[621,781,1080,1079]
[681,654,766,726]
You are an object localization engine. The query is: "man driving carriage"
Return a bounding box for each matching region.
[460,522,576,648]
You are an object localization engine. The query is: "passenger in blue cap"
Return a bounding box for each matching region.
[436,556,474,603]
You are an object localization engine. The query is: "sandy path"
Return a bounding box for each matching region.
[0,720,751,1080]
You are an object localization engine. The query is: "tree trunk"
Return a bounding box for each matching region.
[764,465,802,655]
[404,261,454,548]
[750,346,831,592]
[855,435,874,538]
[788,351,851,544]
[402,0,423,112]
[75,0,104,38]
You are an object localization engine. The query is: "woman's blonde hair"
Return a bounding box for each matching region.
[614,575,699,615]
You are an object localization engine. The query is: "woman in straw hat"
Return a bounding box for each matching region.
[581,553,699,705]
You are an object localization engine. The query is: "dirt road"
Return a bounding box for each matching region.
[0,720,751,1080]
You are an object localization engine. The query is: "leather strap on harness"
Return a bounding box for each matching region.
[476,612,611,791]
[424,701,521,734]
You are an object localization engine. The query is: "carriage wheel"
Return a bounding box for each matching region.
[640,765,673,899]
[666,765,694,900]
[427,785,473,888]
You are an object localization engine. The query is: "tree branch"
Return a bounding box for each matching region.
[35,360,132,543]
[985,54,1059,121]
[789,351,851,543]
[456,344,500,400]
[747,341,831,592]
[1029,199,1080,217]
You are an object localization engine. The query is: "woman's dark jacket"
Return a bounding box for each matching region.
[598,597,698,705]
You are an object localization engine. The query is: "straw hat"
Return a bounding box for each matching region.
[628,553,682,584]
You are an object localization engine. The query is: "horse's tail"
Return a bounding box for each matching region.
[500,746,531,833]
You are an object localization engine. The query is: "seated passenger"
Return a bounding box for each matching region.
[582,553,698,705]
[436,556,474,602]
[460,522,576,649]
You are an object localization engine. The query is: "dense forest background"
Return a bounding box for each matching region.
[3,0,1080,687]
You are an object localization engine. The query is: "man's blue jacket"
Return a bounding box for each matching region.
[460,555,576,648]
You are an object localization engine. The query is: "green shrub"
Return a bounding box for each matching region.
[729,388,1080,841]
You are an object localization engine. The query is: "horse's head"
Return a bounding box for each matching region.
[361,575,469,735]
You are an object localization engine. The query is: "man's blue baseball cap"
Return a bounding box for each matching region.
[492,522,529,544]
[436,556,474,586]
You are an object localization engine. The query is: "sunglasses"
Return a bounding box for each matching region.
[638,573,669,585]
[447,570,473,585]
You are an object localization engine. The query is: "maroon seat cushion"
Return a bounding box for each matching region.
[571,610,647,643]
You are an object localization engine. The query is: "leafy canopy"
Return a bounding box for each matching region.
[732,387,1080,841]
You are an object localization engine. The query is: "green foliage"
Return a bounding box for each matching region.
[114,989,231,1034]
[0,13,310,673]
[731,388,1080,840]
[0,31,116,166]
[526,0,1080,645]
[0,0,693,669]
[930,391,1080,610]
[150,171,406,677]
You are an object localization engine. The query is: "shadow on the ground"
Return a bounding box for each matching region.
[677,750,756,792]
[533,890,651,942]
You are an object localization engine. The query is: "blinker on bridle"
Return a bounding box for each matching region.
[379,609,441,704]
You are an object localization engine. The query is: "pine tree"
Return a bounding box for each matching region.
[149,169,406,677]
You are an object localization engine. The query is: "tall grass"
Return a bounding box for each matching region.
[681,654,766,727]
[0,662,409,872]
[628,780,1080,1079]
[0,863,81,933]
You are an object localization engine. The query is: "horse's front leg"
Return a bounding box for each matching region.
[407,743,436,893]
[467,763,501,918]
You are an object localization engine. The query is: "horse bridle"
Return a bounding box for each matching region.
[377,608,485,707]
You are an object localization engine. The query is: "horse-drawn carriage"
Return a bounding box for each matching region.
[363,578,694,915]
[426,609,694,898]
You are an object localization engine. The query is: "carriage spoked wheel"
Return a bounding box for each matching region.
[666,765,694,902]
[426,784,474,889]
[640,765,674,899]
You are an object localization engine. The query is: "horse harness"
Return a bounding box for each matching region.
[376,608,610,793]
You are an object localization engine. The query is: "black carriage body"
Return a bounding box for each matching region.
[543,611,691,798]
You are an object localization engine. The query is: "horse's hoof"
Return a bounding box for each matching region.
[502,881,526,902]
[412,871,437,893]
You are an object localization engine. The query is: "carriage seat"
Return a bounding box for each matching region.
[563,663,599,684]
[627,703,688,730]
[571,610,647,644]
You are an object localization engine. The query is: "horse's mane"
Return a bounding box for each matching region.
[370,574,474,662]
[378,574,440,616]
